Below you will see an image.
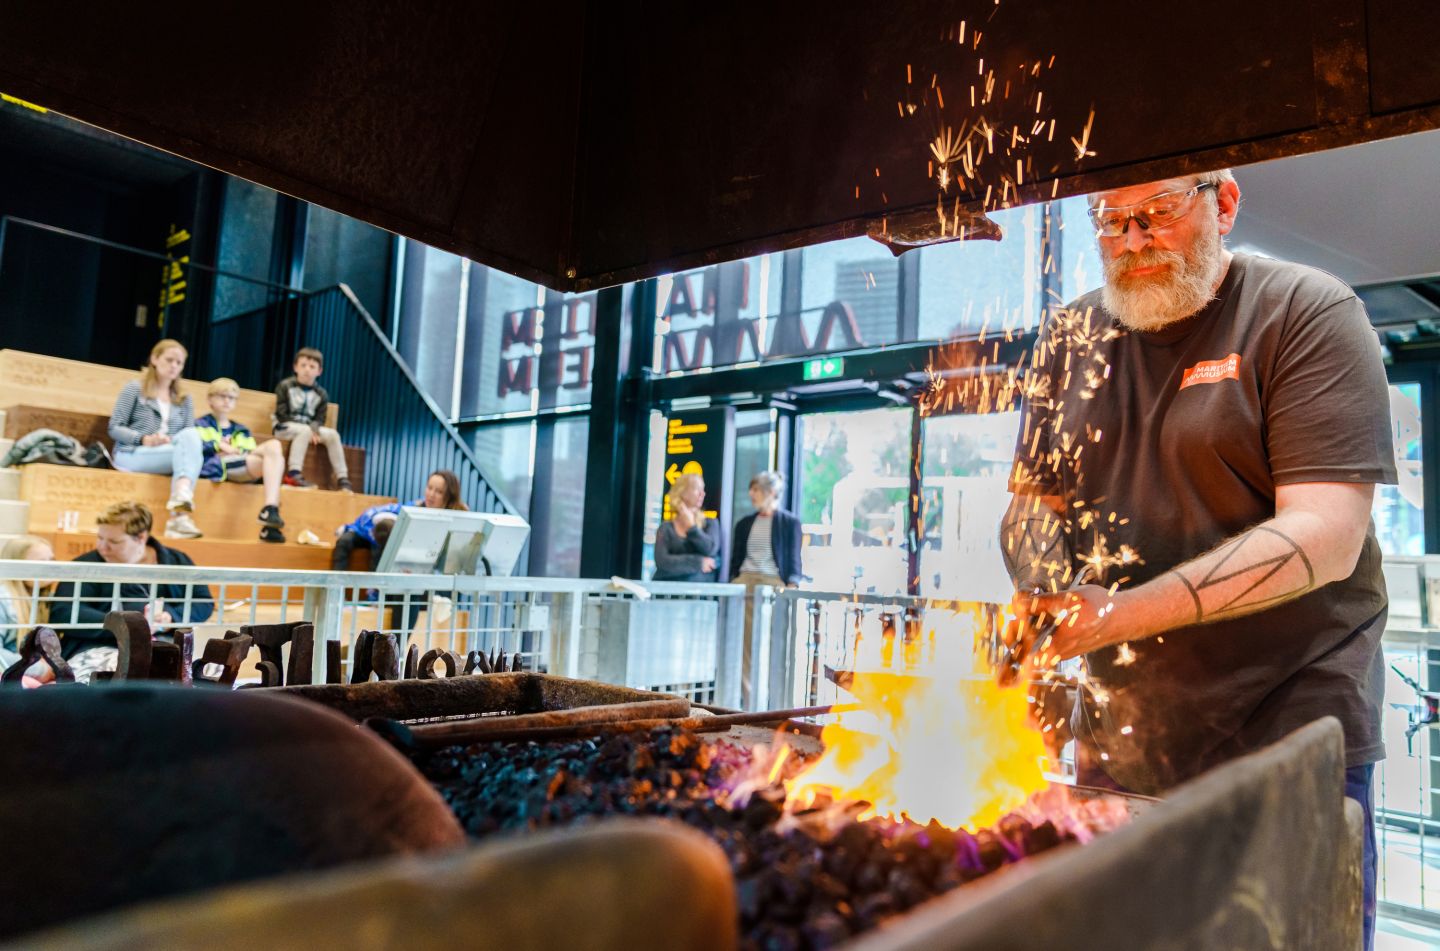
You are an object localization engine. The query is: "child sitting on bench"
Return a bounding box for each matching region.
[273,346,351,491]
[196,377,288,543]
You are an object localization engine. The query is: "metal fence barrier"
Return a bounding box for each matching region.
[0,560,748,693]
[752,588,1001,712]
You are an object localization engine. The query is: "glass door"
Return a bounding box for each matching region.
[917,410,1023,603]
[795,407,912,594]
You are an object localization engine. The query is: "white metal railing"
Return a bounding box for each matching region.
[0,559,747,693]
[752,588,1003,712]
[1377,556,1440,925]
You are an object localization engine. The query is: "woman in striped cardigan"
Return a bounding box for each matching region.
[107,339,204,539]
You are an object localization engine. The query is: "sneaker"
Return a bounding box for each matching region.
[257,504,285,528]
[282,470,312,488]
[336,477,354,493]
[166,494,194,514]
[259,525,285,543]
[163,513,203,539]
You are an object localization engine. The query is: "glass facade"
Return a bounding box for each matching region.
[796,408,912,595]
[389,194,1111,579]
[916,411,1021,602]
[1376,382,1424,556]
[648,198,1103,379]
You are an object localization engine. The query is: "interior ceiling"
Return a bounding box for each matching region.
[1231,129,1440,287]
[1230,129,1440,326]
[0,0,1436,292]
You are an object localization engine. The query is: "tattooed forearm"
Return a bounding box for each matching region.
[1000,495,1073,591]
[1169,525,1317,624]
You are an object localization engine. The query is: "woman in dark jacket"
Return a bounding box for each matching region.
[652,472,722,582]
[729,470,802,587]
[51,501,214,657]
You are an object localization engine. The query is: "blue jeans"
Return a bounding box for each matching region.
[1344,764,1377,951]
[113,428,203,499]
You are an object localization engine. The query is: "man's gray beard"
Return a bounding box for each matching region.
[1100,224,1224,333]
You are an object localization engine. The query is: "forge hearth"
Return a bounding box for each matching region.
[2,677,1362,951]
[413,724,1134,951]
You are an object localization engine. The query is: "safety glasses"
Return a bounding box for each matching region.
[1088,182,1216,237]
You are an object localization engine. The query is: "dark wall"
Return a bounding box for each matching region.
[0,166,202,368]
[0,148,110,359]
[0,109,219,369]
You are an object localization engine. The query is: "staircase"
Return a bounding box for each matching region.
[204,285,519,518]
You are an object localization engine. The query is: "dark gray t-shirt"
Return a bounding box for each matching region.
[1011,254,1396,793]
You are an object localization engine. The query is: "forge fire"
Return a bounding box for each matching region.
[417,725,1129,951]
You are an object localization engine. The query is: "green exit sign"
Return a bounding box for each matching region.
[803,357,845,381]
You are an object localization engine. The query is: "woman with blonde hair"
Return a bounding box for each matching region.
[0,535,56,668]
[652,471,722,582]
[108,338,205,539]
[49,501,213,660]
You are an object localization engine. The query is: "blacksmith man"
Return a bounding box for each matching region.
[1002,169,1393,946]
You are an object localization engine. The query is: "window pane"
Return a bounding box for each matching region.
[731,410,776,537]
[641,410,669,579]
[798,407,911,594]
[917,206,1038,340]
[1375,382,1423,555]
[533,418,588,576]
[303,205,393,320]
[463,268,544,417]
[655,256,779,372]
[395,243,462,411]
[1056,195,1103,302]
[799,238,900,349]
[918,411,1022,601]
[468,421,534,518]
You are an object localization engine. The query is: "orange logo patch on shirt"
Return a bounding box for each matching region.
[1179,353,1241,390]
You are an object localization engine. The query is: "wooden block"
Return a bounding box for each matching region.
[0,349,340,436]
[298,443,366,493]
[3,405,110,446]
[20,465,393,544]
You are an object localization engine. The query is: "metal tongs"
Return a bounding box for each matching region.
[997,565,1095,687]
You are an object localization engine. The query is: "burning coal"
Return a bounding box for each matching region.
[419,724,1128,951]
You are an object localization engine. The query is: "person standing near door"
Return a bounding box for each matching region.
[729,470,803,706]
[730,470,803,588]
[653,473,722,582]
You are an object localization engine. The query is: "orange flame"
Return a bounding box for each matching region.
[786,613,1049,830]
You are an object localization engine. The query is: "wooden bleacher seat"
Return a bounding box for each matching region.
[43,531,370,573]
[0,350,364,490]
[20,466,391,544]
[20,463,394,576]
